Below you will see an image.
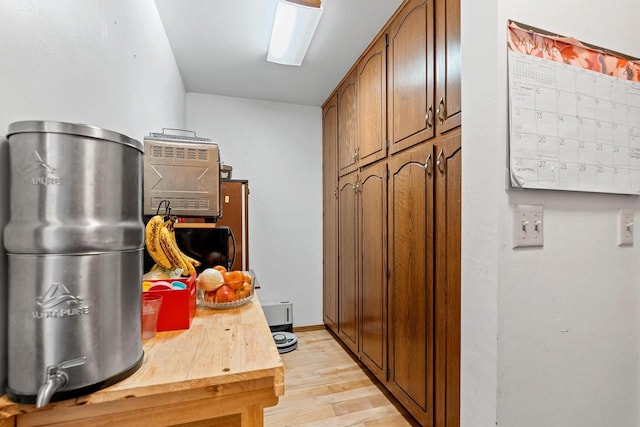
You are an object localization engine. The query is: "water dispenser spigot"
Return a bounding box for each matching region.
[35,357,87,408]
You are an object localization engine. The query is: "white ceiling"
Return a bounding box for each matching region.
[154,0,403,107]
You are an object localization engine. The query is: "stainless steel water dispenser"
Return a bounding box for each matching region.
[3,121,145,407]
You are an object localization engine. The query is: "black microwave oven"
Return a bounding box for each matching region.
[143,224,236,273]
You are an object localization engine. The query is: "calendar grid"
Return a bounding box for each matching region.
[509,50,640,194]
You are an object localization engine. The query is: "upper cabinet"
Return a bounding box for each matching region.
[357,35,387,168]
[435,0,461,133]
[334,0,461,163]
[338,70,358,176]
[388,0,435,154]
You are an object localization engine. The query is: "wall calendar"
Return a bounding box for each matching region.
[508,21,640,195]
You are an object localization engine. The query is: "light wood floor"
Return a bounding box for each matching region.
[264,328,419,427]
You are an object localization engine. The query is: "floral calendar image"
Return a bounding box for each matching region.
[508,21,640,194]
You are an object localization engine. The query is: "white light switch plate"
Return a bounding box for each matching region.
[617,209,634,246]
[513,205,544,248]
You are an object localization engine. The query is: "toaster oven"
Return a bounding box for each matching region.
[143,129,221,218]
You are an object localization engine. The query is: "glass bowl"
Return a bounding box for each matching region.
[197,271,254,309]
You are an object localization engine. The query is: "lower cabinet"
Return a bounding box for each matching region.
[434,133,461,427]
[336,164,388,382]
[324,133,461,426]
[358,162,388,383]
[338,171,359,353]
[387,133,461,425]
[388,141,436,424]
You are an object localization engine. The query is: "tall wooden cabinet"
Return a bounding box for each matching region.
[215,180,249,272]
[334,34,390,382]
[322,95,339,334]
[322,0,461,424]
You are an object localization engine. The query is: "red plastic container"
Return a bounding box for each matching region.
[143,273,197,332]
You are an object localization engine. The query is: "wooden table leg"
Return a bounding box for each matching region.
[0,417,16,427]
[240,405,263,427]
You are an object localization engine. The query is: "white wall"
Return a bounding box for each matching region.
[460,0,500,424]
[0,0,186,395]
[462,1,640,426]
[186,93,323,327]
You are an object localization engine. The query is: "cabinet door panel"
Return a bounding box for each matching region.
[216,181,249,272]
[388,142,434,425]
[338,172,359,352]
[388,0,435,154]
[358,162,387,382]
[435,0,461,133]
[434,133,461,427]
[338,71,358,176]
[323,97,339,333]
[357,36,387,167]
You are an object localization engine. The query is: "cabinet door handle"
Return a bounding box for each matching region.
[425,152,432,176]
[425,105,433,129]
[436,97,446,124]
[436,149,445,174]
[352,147,359,162]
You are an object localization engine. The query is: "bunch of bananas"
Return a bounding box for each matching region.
[145,215,200,276]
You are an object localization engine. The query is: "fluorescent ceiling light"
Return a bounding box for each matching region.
[267,0,323,66]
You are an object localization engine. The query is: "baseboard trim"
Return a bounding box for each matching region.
[293,324,325,333]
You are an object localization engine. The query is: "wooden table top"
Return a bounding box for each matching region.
[0,296,284,421]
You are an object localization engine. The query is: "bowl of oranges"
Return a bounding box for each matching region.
[196,266,254,309]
